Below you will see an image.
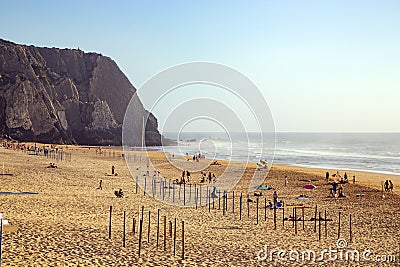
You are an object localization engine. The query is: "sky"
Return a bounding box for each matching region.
[1,0,399,132]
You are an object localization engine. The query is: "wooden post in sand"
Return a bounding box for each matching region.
[123,211,126,247]
[138,219,143,257]
[247,195,250,218]
[157,209,160,247]
[194,184,196,202]
[208,190,211,213]
[318,211,321,240]
[169,180,171,197]
[181,221,185,260]
[302,207,305,230]
[338,212,341,240]
[314,205,317,232]
[169,221,172,237]
[135,176,138,194]
[222,192,226,216]
[108,206,112,239]
[141,206,144,223]
[199,185,202,206]
[349,214,353,243]
[173,218,177,255]
[282,206,285,227]
[195,188,198,209]
[295,208,297,235]
[256,197,259,225]
[163,216,167,251]
[274,206,277,230]
[189,184,192,202]
[239,193,243,220]
[264,198,267,221]
[183,183,186,206]
[232,191,235,213]
[172,184,175,203]
[133,217,136,235]
[325,210,327,238]
[218,190,221,209]
[225,192,228,211]
[178,184,181,200]
[144,177,147,196]
[147,211,151,243]
[292,208,295,228]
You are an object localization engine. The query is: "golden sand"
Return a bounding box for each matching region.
[0,146,399,266]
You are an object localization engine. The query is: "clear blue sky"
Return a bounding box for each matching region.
[1,0,399,132]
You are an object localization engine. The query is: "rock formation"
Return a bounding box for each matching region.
[0,39,162,145]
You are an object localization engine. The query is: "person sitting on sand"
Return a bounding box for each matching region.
[389,180,394,192]
[332,182,338,197]
[384,180,389,192]
[338,184,344,197]
[115,189,124,198]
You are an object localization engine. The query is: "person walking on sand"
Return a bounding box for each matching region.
[384,180,389,192]
[111,165,115,175]
[285,175,288,186]
[326,171,330,181]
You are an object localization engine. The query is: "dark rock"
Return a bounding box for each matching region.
[0,39,162,145]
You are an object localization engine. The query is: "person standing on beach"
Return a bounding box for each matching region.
[186,170,191,183]
[326,171,329,181]
[273,191,278,205]
[284,175,288,186]
[353,175,356,184]
[111,165,115,175]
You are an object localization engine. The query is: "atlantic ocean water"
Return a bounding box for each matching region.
[157,132,400,176]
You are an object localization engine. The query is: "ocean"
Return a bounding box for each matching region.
[157,132,400,176]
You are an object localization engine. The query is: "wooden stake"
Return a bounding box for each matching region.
[239,193,242,220]
[157,209,160,247]
[314,205,317,232]
[318,211,321,240]
[350,214,352,243]
[338,212,341,240]
[181,221,185,260]
[256,197,259,225]
[173,218,177,255]
[232,191,235,213]
[264,197,267,221]
[163,216,167,251]
[138,219,143,257]
[148,211,151,243]
[123,211,126,247]
[325,210,327,238]
[108,206,112,239]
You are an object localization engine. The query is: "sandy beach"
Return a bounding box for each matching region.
[1,145,399,266]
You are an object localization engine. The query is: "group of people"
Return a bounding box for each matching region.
[384,180,394,192]
[330,181,345,198]
[200,171,217,184]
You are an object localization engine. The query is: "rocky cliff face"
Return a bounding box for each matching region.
[0,39,162,145]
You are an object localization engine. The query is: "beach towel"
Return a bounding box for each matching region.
[258,185,271,190]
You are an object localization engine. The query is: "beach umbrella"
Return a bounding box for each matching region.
[303,184,317,189]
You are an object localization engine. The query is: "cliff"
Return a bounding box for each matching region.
[0,39,162,146]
